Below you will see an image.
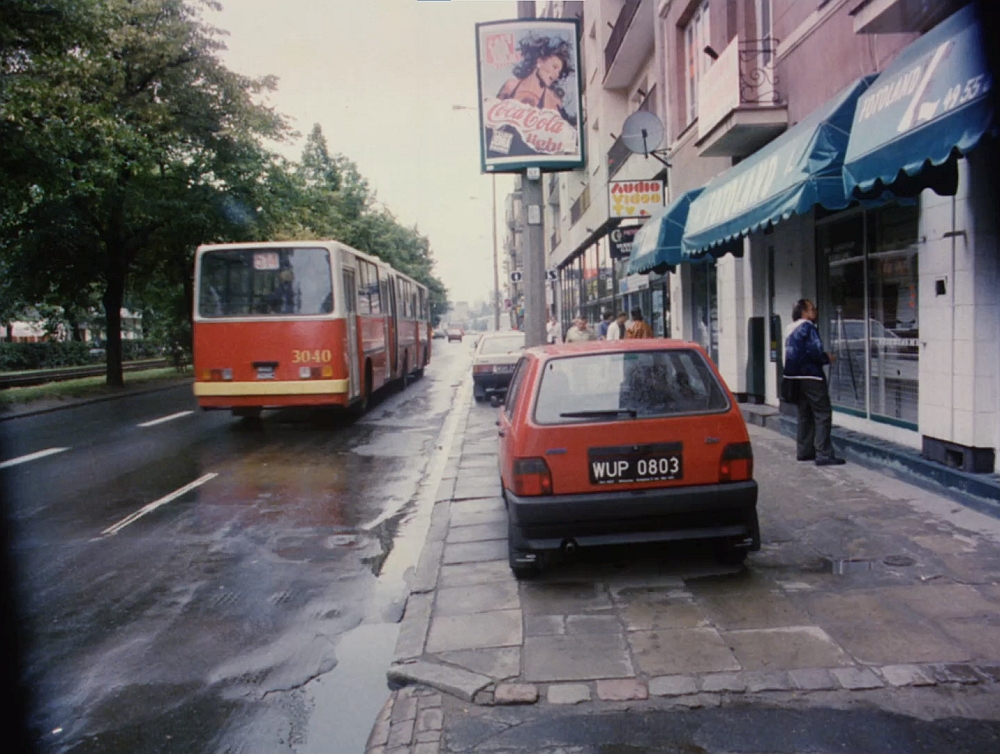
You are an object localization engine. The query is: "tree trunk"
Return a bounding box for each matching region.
[104,274,126,387]
[4,323,11,342]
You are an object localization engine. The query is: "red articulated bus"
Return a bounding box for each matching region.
[192,240,431,418]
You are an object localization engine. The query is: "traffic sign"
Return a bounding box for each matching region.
[510,270,523,283]
[546,269,558,282]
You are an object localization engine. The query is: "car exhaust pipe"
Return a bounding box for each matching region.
[562,539,578,555]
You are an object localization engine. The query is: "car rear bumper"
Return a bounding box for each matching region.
[506,480,759,551]
[473,373,515,394]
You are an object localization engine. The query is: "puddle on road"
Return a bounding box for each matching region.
[299,621,400,754]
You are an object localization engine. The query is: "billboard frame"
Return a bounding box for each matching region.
[475,18,585,175]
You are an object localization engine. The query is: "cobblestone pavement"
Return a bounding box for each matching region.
[366,387,1000,753]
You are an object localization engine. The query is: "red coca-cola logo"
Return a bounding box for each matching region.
[486,100,566,135]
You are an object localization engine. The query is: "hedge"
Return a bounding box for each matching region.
[0,340,163,371]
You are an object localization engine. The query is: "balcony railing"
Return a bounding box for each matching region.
[738,38,780,106]
[604,0,641,76]
[607,84,657,179]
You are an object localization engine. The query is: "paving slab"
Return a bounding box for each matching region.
[425,609,522,653]
[744,670,792,693]
[880,664,936,687]
[596,679,648,701]
[700,591,813,630]
[522,633,634,682]
[546,683,591,704]
[565,614,622,635]
[788,668,837,691]
[449,508,507,527]
[519,581,612,615]
[433,581,520,616]
[831,667,884,690]
[387,661,492,703]
[619,595,712,631]
[448,498,504,515]
[628,628,741,676]
[648,675,698,697]
[929,663,986,684]
[394,592,433,660]
[442,540,508,565]
[494,683,539,704]
[436,647,521,680]
[524,615,566,636]
[446,522,507,544]
[438,559,511,588]
[700,672,747,693]
[722,626,855,671]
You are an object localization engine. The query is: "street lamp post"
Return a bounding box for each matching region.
[453,104,500,331]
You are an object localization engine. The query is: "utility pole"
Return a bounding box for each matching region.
[516,0,548,347]
[491,173,500,331]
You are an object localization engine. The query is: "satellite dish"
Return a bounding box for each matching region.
[621,111,665,156]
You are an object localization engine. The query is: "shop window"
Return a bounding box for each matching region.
[818,204,919,429]
[688,260,718,365]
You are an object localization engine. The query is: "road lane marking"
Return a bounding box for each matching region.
[101,472,219,536]
[137,410,194,428]
[0,447,70,470]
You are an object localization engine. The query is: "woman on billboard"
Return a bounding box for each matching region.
[497,35,575,124]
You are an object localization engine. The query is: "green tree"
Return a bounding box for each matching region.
[1,0,285,385]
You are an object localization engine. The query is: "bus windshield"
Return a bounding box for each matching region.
[198,247,333,317]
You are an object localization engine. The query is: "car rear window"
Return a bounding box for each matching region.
[533,349,729,424]
[479,334,525,356]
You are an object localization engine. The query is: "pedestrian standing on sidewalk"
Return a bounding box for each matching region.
[783,298,845,466]
[597,311,614,340]
[606,311,627,340]
[626,308,654,339]
[546,315,563,344]
[565,315,596,342]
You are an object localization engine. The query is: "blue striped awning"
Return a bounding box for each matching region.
[626,188,704,275]
[682,76,874,258]
[843,4,992,197]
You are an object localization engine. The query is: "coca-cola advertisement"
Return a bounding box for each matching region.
[475,19,584,173]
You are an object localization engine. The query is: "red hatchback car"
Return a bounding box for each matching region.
[496,340,759,578]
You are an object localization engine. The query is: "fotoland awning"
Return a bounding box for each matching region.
[626,188,704,275]
[843,4,992,198]
[682,76,874,258]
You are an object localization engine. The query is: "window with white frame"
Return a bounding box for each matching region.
[684,1,711,126]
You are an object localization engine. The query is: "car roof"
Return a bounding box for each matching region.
[526,339,709,361]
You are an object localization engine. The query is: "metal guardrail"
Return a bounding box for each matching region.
[0,359,170,389]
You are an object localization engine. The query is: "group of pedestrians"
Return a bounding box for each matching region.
[547,308,655,344]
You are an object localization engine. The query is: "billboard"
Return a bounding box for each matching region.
[476,19,584,173]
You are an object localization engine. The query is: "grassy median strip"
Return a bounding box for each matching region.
[0,367,191,410]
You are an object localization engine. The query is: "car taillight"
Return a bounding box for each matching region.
[720,442,754,482]
[513,458,553,496]
[473,365,494,374]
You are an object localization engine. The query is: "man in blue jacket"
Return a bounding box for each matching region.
[784,299,845,466]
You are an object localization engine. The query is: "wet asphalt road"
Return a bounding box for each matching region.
[1,339,473,754]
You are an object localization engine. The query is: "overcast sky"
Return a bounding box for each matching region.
[208,0,519,306]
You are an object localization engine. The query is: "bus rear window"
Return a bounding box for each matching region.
[198,247,333,317]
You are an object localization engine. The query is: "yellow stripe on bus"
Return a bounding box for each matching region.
[193,380,350,396]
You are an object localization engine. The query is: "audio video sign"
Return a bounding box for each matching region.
[476,19,584,173]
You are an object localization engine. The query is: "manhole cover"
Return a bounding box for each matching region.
[883,554,916,567]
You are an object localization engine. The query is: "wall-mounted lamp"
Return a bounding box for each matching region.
[703,45,719,61]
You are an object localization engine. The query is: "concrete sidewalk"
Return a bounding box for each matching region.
[365,386,1000,754]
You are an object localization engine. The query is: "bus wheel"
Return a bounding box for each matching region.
[233,407,261,420]
[353,361,373,418]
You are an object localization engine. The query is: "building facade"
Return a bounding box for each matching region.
[517,0,996,472]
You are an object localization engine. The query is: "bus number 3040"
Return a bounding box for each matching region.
[292,349,332,364]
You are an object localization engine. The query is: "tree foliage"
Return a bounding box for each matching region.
[1,1,449,383]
